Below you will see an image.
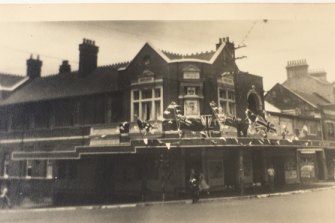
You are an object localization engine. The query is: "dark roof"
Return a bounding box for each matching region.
[293,90,331,107]
[0,66,120,106]
[0,73,26,88]
[161,50,216,61]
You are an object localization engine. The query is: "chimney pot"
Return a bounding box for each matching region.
[79,38,99,75]
[59,60,71,74]
[26,56,42,79]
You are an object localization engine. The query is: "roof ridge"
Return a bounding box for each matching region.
[0,72,25,78]
[312,92,331,103]
[308,74,331,85]
[162,49,215,57]
[280,84,318,108]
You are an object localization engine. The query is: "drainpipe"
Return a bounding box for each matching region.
[238,149,244,196]
[319,109,328,180]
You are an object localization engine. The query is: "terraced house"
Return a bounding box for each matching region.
[0,37,334,206]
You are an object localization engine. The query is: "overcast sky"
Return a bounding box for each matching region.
[0,20,334,90]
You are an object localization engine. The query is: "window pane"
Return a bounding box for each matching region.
[228,91,235,101]
[219,89,227,99]
[155,101,161,120]
[228,102,236,115]
[142,89,152,99]
[133,90,139,100]
[154,88,161,98]
[142,102,152,121]
[220,101,227,113]
[133,103,139,119]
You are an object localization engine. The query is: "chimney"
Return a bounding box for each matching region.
[26,55,42,79]
[309,69,327,81]
[216,38,223,49]
[79,38,99,75]
[59,60,71,74]
[286,59,308,80]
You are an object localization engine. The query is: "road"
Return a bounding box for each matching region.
[1,189,335,223]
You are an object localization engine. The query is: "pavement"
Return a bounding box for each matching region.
[1,181,335,213]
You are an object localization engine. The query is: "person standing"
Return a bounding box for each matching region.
[0,185,11,209]
[267,166,275,192]
[189,169,199,203]
[199,173,210,195]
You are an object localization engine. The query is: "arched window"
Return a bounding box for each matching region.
[247,86,263,115]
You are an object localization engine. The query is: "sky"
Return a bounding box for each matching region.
[0,19,335,91]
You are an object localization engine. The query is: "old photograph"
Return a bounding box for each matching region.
[0,3,335,223]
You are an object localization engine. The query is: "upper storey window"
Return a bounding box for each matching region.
[131,87,163,122]
[183,65,200,79]
[218,88,236,116]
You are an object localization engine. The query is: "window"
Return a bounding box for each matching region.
[131,87,162,121]
[183,71,200,79]
[326,122,335,137]
[105,97,112,124]
[184,100,200,117]
[185,87,197,96]
[46,160,53,179]
[218,88,236,115]
[3,153,9,178]
[182,65,200,79]
[26,160,33,178]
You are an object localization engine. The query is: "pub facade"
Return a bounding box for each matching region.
[0,37,334,206]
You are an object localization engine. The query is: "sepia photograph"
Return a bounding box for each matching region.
[0,3,335,223]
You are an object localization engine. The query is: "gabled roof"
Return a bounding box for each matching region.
[0,73,28,91]
[0,66,120,106]
[146,42,226,65]
[265,101,281,113]
[162,50,216,61]
[280,84,330,108]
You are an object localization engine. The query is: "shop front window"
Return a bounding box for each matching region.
[26,160,33,178]
[46,160,53,179]
[3,153,9,178]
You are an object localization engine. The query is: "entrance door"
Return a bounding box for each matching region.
[185,149,202,186]
[252,150,264,184]
[273,157,285,185]
[224,150,238,187]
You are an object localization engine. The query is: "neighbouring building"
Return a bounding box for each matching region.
[284,59,335,103]
[0,72,29,100]
[0,38,333,206]
[266,76,335,181]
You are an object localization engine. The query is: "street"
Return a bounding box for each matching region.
[1,189,335,223]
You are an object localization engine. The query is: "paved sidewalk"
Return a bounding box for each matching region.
[1,181,335,213]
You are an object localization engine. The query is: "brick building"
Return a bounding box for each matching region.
[266,65,335,181]
[0,38,333,206]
